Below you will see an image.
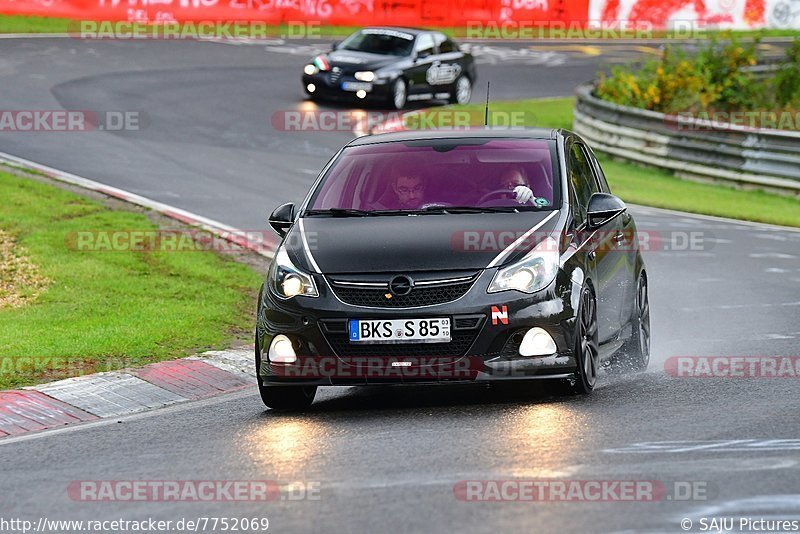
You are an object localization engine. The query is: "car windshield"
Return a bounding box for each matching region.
[306,138,560,215]
[339,29,415,56]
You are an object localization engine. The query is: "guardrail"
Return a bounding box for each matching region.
[572,84,800,197]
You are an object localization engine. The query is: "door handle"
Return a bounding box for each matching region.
[588,250,596,261]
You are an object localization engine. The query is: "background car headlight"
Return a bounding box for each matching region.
[354,71,375,82]
[269,247,318,298]
[488,237,560,294]
[304,64,319,75]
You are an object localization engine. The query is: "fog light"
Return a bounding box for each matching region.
[356,89,367,99]
[519,327,557,357]
[268,335,297,364]
[307,83,316,93]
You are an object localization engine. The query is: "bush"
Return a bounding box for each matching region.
[596,36,796,119]
[774,40,800,109]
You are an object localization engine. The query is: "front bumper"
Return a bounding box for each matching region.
[302,72,393,103]
[257,270,579,386]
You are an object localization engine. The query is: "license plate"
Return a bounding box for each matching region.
[348,318,451,344]
[341,81,372,92]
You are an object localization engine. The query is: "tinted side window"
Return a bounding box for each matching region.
[439,38,457,53]
[584,145,611,193]
[568,143,599,226]
[415,34,436,57]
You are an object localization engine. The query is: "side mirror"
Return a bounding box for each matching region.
[330,41,340,51]
[268,202,295,237]
[415,50,430,60]
[586,192,626,229]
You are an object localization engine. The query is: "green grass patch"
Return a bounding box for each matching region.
[417,96,800,227]
[0,14,73,33]
[0,170,262,389]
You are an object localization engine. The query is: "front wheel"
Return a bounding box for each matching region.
[255,330,317,411]
[610,272,651,374]
[388,78,407,110]
[566,286,599,394]
[259,385,317,411]
[449,75,472,105]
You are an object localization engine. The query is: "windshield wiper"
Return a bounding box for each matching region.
[305,208,373,217]
[420,206,522,214]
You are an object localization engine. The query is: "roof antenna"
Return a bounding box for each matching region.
[484,81,491,127]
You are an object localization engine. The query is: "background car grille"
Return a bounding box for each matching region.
[324,330,478,358]
[329,276,478,308]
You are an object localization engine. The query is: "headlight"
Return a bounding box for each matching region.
[269,247,318,299]
[304,64,319,75]
[488,237,559,294]
[354,71,375,82]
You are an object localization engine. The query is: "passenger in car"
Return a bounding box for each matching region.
[497,165,535,204]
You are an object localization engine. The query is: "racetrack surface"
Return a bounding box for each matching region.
[1,38,800,533]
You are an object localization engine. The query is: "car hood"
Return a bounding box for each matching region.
[288,211,561,274]
[325,50,407,71]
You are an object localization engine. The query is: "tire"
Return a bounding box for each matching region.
[259,385,317,411]
[566,286,599,395]
[610,272,651,374]
[389,78,407,110]
[255,330,317,411]
[449,75,472,105]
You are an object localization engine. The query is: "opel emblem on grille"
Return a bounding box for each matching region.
[389,275,414,296]
[332,66,341,73]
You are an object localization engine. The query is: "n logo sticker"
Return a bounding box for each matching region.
[491,305,509,325]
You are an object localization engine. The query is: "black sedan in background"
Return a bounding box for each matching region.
[302,27,476,109]
[258,128,650,410]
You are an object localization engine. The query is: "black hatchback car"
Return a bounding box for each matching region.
[257,128,650,410]
[302,27,476,109]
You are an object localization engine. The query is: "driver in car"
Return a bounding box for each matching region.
[373,169,427,210]
[497,165,535,204]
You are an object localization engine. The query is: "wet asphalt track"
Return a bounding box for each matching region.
[1,37,800,533]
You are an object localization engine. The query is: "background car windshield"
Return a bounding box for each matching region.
[309,139,559,211]
[340,29,415,56]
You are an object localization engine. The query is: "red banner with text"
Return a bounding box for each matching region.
[1,0,796,29]
[0,0,588,25]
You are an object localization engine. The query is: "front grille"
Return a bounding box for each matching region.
[329,275,479,308]
[324,330,478,358]
[328,69,342,84]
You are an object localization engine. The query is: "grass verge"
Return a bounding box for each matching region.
[416,96,800,227]
[0,168,262,389]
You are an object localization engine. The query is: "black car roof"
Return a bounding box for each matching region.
[359,27,431,36]
[348,127,561,146]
